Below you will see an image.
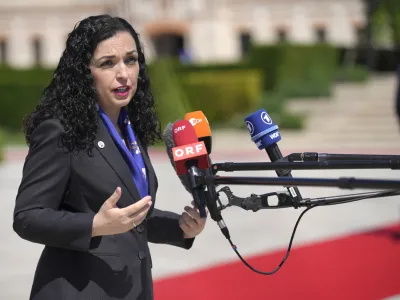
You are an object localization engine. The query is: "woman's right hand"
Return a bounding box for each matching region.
[91,187,152,237]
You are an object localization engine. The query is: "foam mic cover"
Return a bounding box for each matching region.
[162,122,191,193]
[171,120,210,175]
[184,111,212,154]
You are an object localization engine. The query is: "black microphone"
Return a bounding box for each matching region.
[163,121,231,239]
[170,120,210,218]
[184,111,223,222]
[245,109,303,206]
[162,122,192,193]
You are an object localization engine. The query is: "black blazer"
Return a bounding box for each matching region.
[13,118,194,300]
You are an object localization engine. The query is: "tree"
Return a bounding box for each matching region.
[372,0,400,56]
[372,0,400,126]
[380,0,400,46]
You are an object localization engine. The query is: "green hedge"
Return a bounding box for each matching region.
[335,65,370,82]
[148,58,266,127]
[178,68,263,126]
[0,67,52,131]
[177,61,250,73]
[0,64,263,132]
[0,128,4,163]
[0,63,194,132]
[248,43,339,98]
[156,44,339,100]
[147,59,193,129]
[4,42,332,133]
[223,91,304,130]
[0,63,301,133]
[0,85,47,131]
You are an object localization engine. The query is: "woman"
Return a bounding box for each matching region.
[13,15,206,300]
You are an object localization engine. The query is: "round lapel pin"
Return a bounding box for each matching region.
[98,141,105,148]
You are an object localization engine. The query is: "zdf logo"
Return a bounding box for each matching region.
[189,118,202,126]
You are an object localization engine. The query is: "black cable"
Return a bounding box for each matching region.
[315,190,399,207]
[225,190,395,275]
[301,190,400,207]
[227,204,316,275]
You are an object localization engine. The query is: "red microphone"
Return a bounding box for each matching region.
[171,120,209,218]
[172,120,210,176]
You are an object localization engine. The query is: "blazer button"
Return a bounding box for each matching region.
[138,251,146,260]
[136,224,145,233]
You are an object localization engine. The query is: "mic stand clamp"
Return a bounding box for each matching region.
[217,187,294,212]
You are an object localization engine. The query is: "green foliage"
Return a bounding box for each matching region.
[247,45,282,91]
[0,67,53,131]
[223,91,304,130]
[150,43,338,130]
[0,86,45,130]
[248,44,338,98]
[0,128,4,163]
[259,91,304,129]
[373,0,400,46]
[335,65,370,83]
[177,61,251,73]
[380,0,400,45]
[177,68,263,126]
[0,65,53,85]
[3,42,343,136]
[147,59,192,129]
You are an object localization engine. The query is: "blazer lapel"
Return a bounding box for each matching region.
[94,119,141,207]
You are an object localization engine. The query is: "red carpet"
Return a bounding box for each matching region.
[154,223,400,300]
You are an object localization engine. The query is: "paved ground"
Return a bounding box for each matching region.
[1,141,400,299]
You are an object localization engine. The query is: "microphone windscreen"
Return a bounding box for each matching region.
[162,122,176,166]
[162,122,192,193]
[172,120,198,147]
[184,111,211,139]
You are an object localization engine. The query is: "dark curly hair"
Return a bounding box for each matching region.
[23,14,162,153]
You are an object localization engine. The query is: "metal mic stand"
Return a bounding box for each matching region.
[217,187,400,212]
[286,152,400,162]
[213,176,400,190]
[212,160,400,173]
[204,152,400,276]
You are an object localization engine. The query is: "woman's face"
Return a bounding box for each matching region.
[90,31,139,111]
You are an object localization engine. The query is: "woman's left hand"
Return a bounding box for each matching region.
[179,201,207,239]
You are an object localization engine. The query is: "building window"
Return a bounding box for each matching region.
[355,25,366,47]
[32,36,42,66]
[277,29,287,43]
[315,27,327,43]
[152,34,184,58]
[0,38,7,65]
[240,32,252,57]
[162,0,171,11]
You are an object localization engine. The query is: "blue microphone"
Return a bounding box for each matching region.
[245,109,281,150]
[245,109,303,204]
